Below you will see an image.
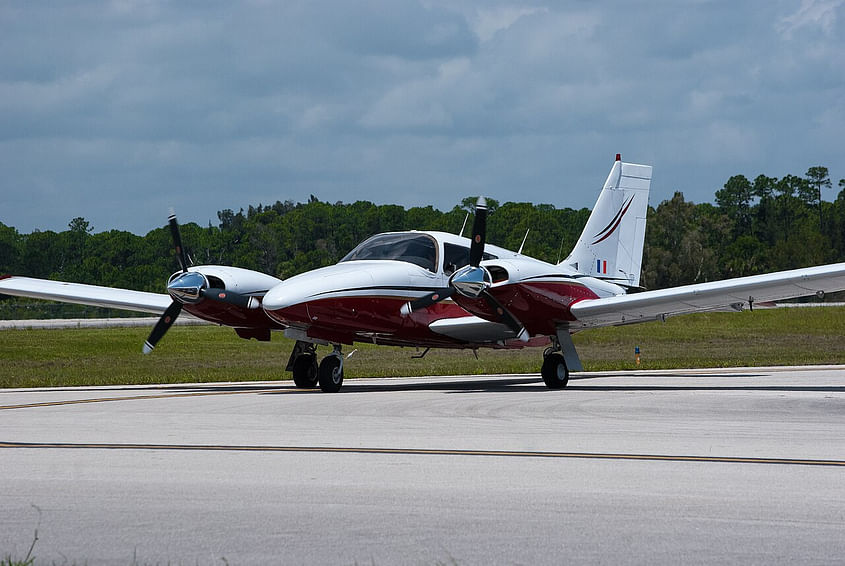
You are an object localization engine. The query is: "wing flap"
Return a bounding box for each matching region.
[570,263,845,328]
[0,276,172,315]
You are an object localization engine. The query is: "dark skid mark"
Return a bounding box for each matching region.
[7,373,839,410]
[1,441,843,467]
[0,377,548,409]
[0,387,284,411]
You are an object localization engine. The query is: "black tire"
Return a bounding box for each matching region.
[541,352,569,389]
[318,355,344,393]
[292,353,318,388]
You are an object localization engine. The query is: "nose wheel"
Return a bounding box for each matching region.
[289,341,319,388]
[288,341,345,392]
[292,352,318,388]
[318,346,344,393]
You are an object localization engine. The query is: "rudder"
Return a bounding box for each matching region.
[562,154,652,288]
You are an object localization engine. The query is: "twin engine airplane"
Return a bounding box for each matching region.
[3,155,845,392]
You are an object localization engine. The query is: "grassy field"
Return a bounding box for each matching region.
[1,306,844,389]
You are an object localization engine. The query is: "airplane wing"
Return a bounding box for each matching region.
[0,275,172,315]
[569,262,845,328]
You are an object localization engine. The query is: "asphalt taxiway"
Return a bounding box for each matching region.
[2,367,845,564]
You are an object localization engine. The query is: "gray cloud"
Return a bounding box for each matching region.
[0,0,842,235]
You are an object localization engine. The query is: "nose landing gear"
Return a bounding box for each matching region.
[291,351,318,388]
[288,341,319,388]
[287,341,344,392]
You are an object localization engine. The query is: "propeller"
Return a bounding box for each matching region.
[468,196,487,267]
[143,301,182,354]
[142,212,259,354]
[400,197,528,342]
[169,210,188,273]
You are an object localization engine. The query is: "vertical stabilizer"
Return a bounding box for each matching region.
[562,155,651,288]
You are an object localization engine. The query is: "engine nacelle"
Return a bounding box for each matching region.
[170,265,284,329]
[177,265,283,296]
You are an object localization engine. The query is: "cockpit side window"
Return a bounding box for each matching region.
[443,243,498,275]
[340,233,438,272]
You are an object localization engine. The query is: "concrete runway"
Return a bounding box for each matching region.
[2,367,845,565]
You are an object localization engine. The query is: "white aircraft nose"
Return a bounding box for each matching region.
[261,281,315,327]
[266,264,383,308]
[261,282,297,312]
[261,269,343,313]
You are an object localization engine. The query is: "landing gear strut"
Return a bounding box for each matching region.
[541,330,583,389]
[540,326,584,389]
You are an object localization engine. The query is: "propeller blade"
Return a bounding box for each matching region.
[200,287,261,309]
[480,290,528,342]
[400,287,455,316]
[469,196,488,267]
[143,301,183,354]
[168,211,188,273]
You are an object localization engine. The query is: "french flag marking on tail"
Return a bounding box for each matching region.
[596,260,607,274]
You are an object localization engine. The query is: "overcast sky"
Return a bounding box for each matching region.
[1,0,843,234]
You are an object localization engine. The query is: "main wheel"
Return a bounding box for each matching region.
[541,352,569,389]
[292,353,318,388]
[318,355,344,393]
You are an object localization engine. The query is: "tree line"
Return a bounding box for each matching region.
[1,167,843,301]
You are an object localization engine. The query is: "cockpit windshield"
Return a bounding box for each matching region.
[340,233,438,272]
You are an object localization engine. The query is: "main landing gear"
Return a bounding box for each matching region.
[540,331,582,390]
[541,343,569,389]
[287,341,344,393]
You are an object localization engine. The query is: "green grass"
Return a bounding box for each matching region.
[0,556,34,566]
[1,307,844,388]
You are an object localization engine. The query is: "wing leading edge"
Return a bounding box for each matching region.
[0,276,172,315]
[569,262,845,328]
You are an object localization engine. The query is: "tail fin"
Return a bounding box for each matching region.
[562,154,651,288]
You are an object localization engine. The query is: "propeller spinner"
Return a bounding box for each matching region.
[400,197,528,342]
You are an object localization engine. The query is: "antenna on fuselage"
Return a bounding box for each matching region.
[459,213,469,237]
[517,228,530,255]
